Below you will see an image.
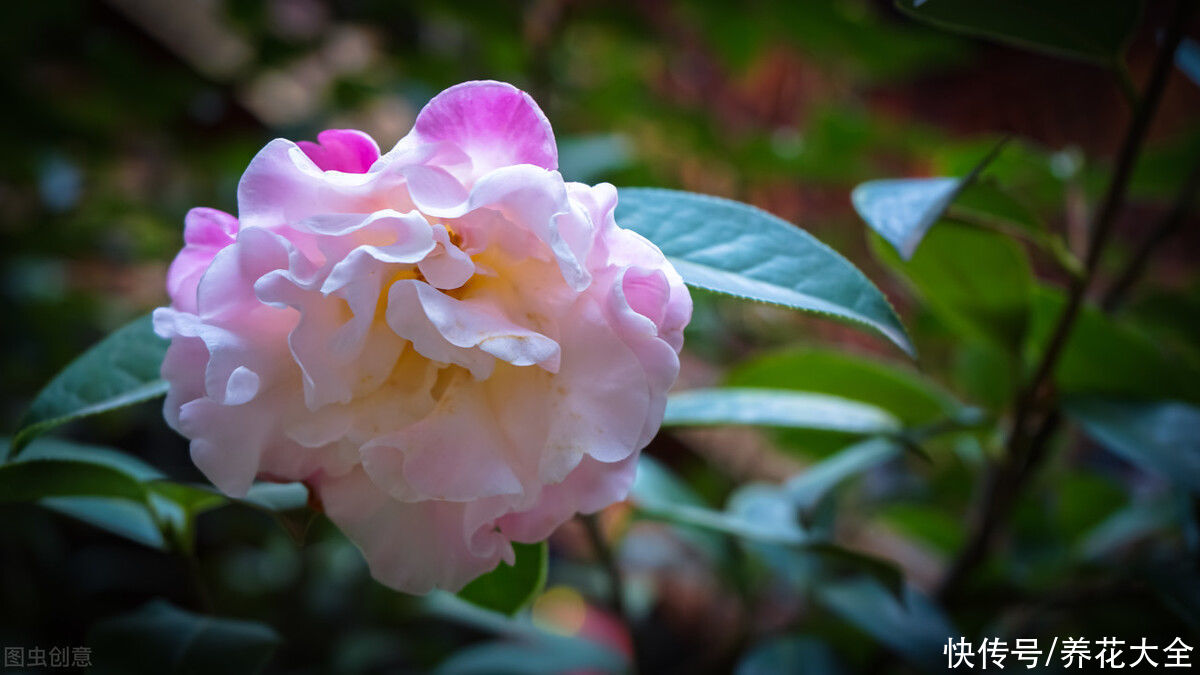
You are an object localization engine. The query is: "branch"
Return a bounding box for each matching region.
[936,0,1197,602]
[1102,153,1200,311]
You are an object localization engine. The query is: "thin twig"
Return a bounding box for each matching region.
[936,0,1196,602]
[1114,60,1140,111]
[1102,153,1200,311]
[581,513,639,672]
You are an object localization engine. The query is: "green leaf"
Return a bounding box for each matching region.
[664,388,902,435]
[628,456,729,561]
[726,348,959,425]
[1064,397,1200,494]
[87,599,280,675]
[424,592,626,675]
[3,437,237,551]
[4,435,163,481]
[1080,494,1183,560]
[631,455,709,509]
[853,176,962,259]
[1029,287,1200,404]
[435,642,623,675]
[948,179,1044,239]
[817,578,955,671]
[634,460,811,545]
[803,543,905,600]
[736,637,844,675]
[872,220,1033,354]
[12,314,168,456]
[0,459,146,503]
[895,0,1142,65]
[636,489,813,546]
[240,482,310,511]
[3,437,171,547]
[852,139,1005,259]
[41,496,166,549]
[725,483,905,599]
[616,187,913,355]
[784,438,901,516]
[876,503,965,554]
[149,481,226,514]
[457,542,548,615]
[147,482,228,552]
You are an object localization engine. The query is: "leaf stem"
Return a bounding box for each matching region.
[936,0,1196,602]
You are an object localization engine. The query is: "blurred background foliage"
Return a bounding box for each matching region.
[1,0,1198,673]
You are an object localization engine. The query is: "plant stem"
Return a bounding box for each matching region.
[185,551,215,614]
[581,513,639,671]
[936,0,1195,602]
[1102,152,1200,311]
[1115,60,1139,111]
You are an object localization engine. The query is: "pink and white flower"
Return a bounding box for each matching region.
[154,81,691,593]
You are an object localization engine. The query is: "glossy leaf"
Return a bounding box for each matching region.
[631,455,709,510]
[635,459,811,545]
[896,0,1142,64]
[726,483,904,598]
[616,187,913,355]
[628,456,729,561]
[1030,287,1200,404]
[784,438,901,515]
[664,388,901,435]
[88,599,280,675]
[853,176,961,259]
[0,459,146,503]
[736,637,844,675]
[4,438,242,551]
[817,578,955,670]
[241,482,310,512]
[636,490,812,546]
[877,503,966,554]
[4,435,163,480]
[457,542,548,615]
[852,138,1005,259]
[636,457,902,596]
[41,496,166,549]
[435,641,625,675]
[726,348,959,425]
[947,178,1044,239]
[148,482,228,552]
[12,314,168,456]
[1080,495,1183,560]
[1065,397,1200,494]
[5,437,167,547]
[424,592,626,675]
[872,221,1033,354]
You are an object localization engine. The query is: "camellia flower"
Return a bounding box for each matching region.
[154,81,692,593]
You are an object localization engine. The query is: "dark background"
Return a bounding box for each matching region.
[1,1,1198,673]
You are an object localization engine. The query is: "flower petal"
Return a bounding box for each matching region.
[317,467,512,593]
[498,454,638,542]
[297,129,381,173]
[385,279,560,378]
[167,208,239,313]
[411,80,557,176]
